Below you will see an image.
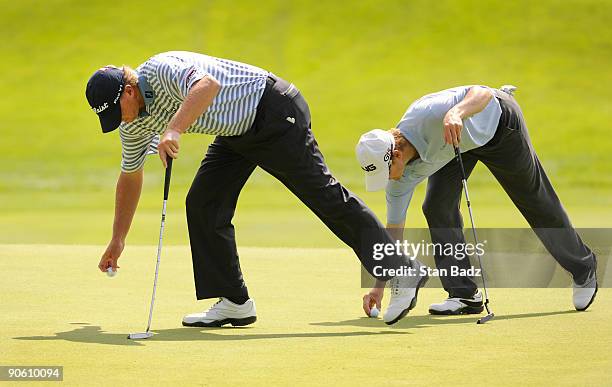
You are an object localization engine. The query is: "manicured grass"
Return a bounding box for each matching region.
[2,244,610,385]
[2,173,610,246]
[1,0,611,247]
[2,1,610,384]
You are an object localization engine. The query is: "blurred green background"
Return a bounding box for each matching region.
[1,0,611,247]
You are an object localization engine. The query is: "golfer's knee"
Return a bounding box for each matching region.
[423,198,462,225]
[185,187,212,211]
[185,193,197,215]
[422,199,446,221]
[186,193,233,231]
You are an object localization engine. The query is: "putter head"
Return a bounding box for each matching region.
[127,332,154,340]
[476,313,495,324]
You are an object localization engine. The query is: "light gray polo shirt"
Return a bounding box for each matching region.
[386,85,502,224]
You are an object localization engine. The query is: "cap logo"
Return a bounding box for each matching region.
[384,147,392,163]
[113,84,123,104]
[92,102,109,114]
[384,146,394,169]
[362,164,377,172]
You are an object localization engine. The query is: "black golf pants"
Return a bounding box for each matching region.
[185,75,408,300]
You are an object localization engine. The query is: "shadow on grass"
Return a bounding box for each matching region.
[13,323,407,347]
[13,310,577,346]
[311,310,577,329]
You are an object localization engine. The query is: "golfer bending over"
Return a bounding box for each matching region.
[357,85,597,316]
[86,51,428,327]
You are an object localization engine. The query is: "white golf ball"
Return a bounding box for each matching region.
[106,267,117,278]
[370,307,379,318]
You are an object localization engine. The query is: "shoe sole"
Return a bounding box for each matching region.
[385,274,429,325]
[182,316,257,327]
[429,305,484,316]
[575,282,598,312]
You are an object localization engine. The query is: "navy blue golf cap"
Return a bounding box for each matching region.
[86,66,125,133]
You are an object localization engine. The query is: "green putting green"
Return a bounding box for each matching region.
[2,0,610,384]
[2,244,610,385]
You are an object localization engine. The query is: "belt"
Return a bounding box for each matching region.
[266,73,299,99]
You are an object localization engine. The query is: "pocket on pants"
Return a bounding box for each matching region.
[291,93,311,126]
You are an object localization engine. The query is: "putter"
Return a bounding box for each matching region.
[128,157,173,340]
[454,146,495,324]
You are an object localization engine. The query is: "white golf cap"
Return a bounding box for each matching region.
[355,129,394,192]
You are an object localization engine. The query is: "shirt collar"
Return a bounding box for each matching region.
[137,73,155,117]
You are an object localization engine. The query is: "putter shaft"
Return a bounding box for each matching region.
[454,147,495,324]
[129,157,173,339]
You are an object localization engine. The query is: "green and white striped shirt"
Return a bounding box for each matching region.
[119,51,268,172]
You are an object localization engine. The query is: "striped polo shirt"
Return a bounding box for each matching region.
[119,51,268,172]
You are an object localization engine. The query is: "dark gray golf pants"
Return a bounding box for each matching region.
[423,89,596,298]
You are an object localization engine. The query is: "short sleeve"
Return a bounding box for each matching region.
[119,128,160,173]
[153,56,208,102]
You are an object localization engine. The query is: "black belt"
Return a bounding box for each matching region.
[266,73,299,99]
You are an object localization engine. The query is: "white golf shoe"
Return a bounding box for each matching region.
[182,298,257,327]
[573,269,598,311]
[383,260,429,325]
[428,291,484,315]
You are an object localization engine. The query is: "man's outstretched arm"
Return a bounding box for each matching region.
[362,222,406,316]
[98,169,144,272]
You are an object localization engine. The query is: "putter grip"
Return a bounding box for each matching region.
[163,157,173,200]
